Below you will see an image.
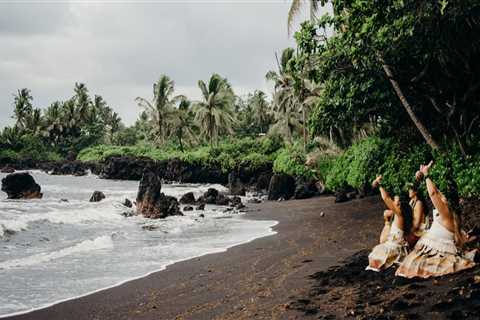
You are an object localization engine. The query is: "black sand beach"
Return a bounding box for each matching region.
[5,196,479,320]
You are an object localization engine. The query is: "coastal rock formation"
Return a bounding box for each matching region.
[49,161,88,176]
[89,191,106,202]
[122,198,133,208]
[227,172,246,196]
[268,174,295,200]
[198,188,232,206]
[0,166,15,173]
[136,170,182,219]
[179,192,196,204]
[196,203,205,210]
[101,156,154,180]
[1,172,43,199]
[294,178,319,200]
[183,206,194,211]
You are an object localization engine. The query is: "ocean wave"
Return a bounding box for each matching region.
[0,235,114,269]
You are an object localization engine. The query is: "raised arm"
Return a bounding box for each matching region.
[425,177,450,218]
[372,175,397,213]
[379,187,397,212]
[419,161,450,220]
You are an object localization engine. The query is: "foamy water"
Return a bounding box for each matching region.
[0,171,277,317]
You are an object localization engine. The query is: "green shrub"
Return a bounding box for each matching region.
[273,144,315,178]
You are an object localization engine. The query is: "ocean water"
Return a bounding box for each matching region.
[0,171,277,317]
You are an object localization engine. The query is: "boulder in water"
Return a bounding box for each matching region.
[179,192,196,204]
[1,172,42,199]
[123,198,133,208]
[89,191,106,202]
[136,170,182,219]
[268,174,295,201]
[196,203,205,211]
[183,206,194,211]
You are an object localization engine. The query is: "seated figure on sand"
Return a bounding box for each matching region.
[366,175,412,272]
[405,181,428,248]
[396,161,477,279]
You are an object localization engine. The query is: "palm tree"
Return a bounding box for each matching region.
[193,74,236,146]
[12,88,33,130]
[168,99,197,151]
[288,0,325,35]
[250,90,271,134]
[266,48,301,143]
[136,75,185,145]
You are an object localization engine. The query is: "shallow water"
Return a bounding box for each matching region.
[0,171,277,317]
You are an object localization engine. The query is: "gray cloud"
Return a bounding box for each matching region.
[0,1,330,128]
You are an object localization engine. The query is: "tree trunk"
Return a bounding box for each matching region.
[381,60,441,151]
[302,107,307,152]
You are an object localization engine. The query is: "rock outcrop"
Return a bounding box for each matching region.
[49,161,88,176]
[1,172,43,199]
[89,191,106,202]
[227,172,246,196]
[101,156,154,180]
[179,192,196,204]
[294,178,319,200]
[0,166,15,173]
[136,169,182,219]
[268,174,295,201]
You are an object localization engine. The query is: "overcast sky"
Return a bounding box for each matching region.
[0,0,331,128]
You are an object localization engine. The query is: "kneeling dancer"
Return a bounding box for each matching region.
[366,175,411,271]
[396,161,476,278]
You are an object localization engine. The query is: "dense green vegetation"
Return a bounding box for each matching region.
[2,0,479,199]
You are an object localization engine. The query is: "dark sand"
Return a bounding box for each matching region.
[6,196,479,320]
[5,196,384,320]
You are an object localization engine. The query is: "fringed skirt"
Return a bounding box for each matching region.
[366,225,408,272]
[396,232,476,279]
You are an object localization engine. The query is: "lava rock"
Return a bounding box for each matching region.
[196,203,205,211]
[247,198,262,204]
[123,198,133,208]
[136,169,182,219]
[334,191,349,203]
[199,213,205,218]
[230,196,242,207]
[183,206,194,211]
[1,172,43,199]
[50,161,87,176]
[268,174,295,201]
[179,192,196,204]
[294,178,318,200]
[89,191,106,202]
[215,194,231,206]
[0,166,15,174]
[100,156,154,180]
[227,171,246,196]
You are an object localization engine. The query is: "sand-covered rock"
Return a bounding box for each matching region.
[1,172,43,199]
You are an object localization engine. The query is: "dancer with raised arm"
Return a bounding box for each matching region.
[366,175,412,271]
[396,161,476,278]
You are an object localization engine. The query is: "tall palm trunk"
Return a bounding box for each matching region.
[381,60,440,150]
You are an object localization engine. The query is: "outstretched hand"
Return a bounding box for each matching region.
[372,175,382,188]
[420,161,433,176]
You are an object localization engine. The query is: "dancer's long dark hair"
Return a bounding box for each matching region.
[399,192,413,234]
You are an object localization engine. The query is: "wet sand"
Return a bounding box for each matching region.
[6,196,384,320]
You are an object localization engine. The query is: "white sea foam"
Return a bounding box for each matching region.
[0,235,114,269]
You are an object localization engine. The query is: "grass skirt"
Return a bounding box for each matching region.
[366,225,408,272]
[396,235,476,279]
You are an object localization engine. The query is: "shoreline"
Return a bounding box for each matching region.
[0,218,279,319]
[4,195,384,320]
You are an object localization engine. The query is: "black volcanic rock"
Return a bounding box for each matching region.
[89,191,106,202]
[228,171,246,196]
[179,192,196,204]
[268,174,295,201]
[136,169,182,219]
[1,172,43,199]
[101,156,154,180]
